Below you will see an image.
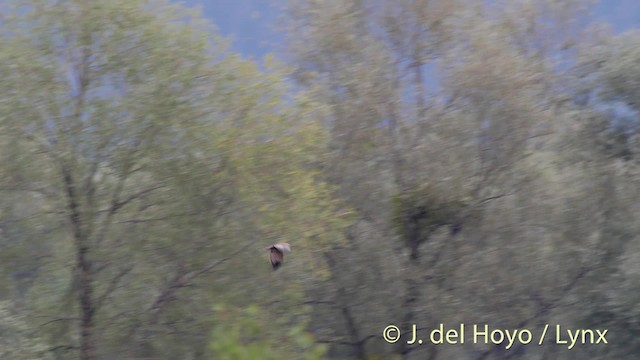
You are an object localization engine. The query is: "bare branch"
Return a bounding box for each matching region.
[45,345,79,353]
[147,238,258,324]
[115,212,201,224]
[111,185,167,213]
[94,175,165,248]
[95,265,134,312]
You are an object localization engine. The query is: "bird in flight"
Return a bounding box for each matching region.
[265,243,291,270]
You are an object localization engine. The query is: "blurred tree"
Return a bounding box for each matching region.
[0,1,351,359]
[2,0,640,359]
[0,1,227,358]
[282,0,639,359]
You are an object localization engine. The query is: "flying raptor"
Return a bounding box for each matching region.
[265,243,291,270]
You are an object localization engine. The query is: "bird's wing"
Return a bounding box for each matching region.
[273,243,291,252]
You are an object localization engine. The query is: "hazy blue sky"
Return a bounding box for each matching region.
[183,0,640,60]
[184,0,283,60]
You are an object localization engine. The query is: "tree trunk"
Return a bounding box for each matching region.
[78,244,96,360]
[63,167,97,360]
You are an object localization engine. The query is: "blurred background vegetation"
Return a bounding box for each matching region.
[0,0,639,359]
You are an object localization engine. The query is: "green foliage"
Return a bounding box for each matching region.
[1,0,640,359]
[0,301,53,359]
[209,304,327,360]
[391,183,467,247]
[0,0,349,358]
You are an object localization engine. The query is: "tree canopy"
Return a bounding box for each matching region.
[1,0,639,359]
